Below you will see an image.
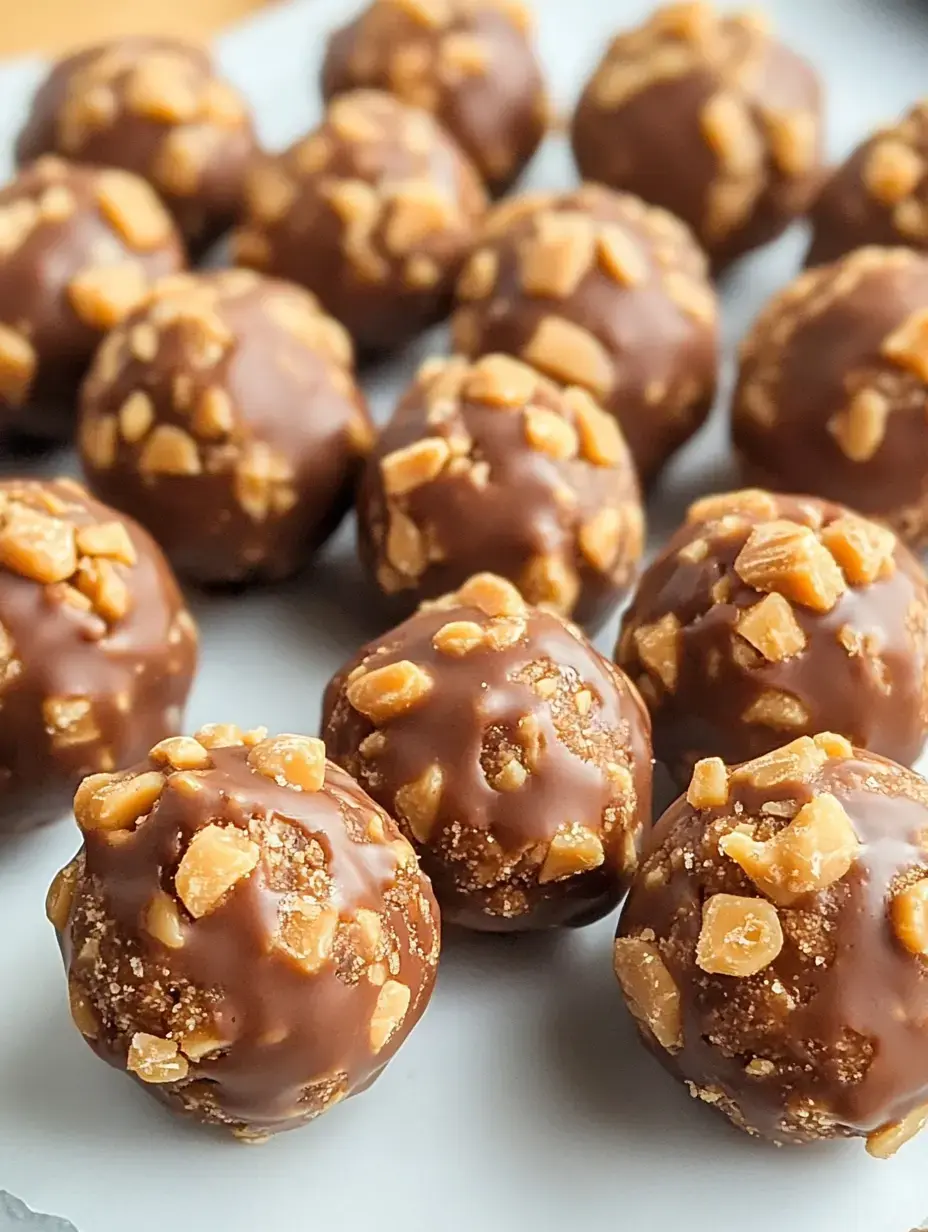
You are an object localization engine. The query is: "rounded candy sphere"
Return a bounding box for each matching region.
[615,489,928,787]
[451,184,718,484]
[48,725,440,1140]
[233,90,487,354]
[0,158,184,443]
[0,477,197,835]
[321,0,549,195]
[570,3,823,269]
[78,270,372,585]
[357,353,644,628]
[16,37,258,254]
[733,247,928,547]
[616,735,928,1156]
[322,573,653,931]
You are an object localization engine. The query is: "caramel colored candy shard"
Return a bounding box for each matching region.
[521,552,579,614]
[46,860,79,930]
[688,489,777,524]
[95,171,172,250]
[882,308,928,381]
[465,354,538,407]
[457,248,498,300]
[741,689,810,731]
[633,613,681,691]
[148,735,211,772]
[74,770,166,832]
[524,405,579,458]
[139,424,202,476]
[277,899,338,973]
[820,515,896,586]
[863,139,925,204]
[68,262,148,329]
[75,557,131,622]
[735,593,806,662]
[519,211,596,298]
[175,823,260,918]
[696,893,783,977]
[597,224,648,285]
[522,316,614,398]
[369,979,411,1053]
[381,438,451,495]
[75,520,137,567]
[68,977,99,1038]
[686,757,728,809]
[827,388,890,463]
[432,620,486,657]
[145,891,186,949]
[613,936,682,1052]
[866,1102,928,1159]
[891,878,928,955]
[579,506,625,571]
[734,520,847,613]
[0,324,36,407]
[126,1033,189,1084]
[395,763,444,842]
[565,387,625,465]
[720,793,860,906]
[539,823,605,883]
[455,572,525,618]
[0,506,77,583]
[732,735,831,790]
[248,734,327,792]
[346,660,434,723]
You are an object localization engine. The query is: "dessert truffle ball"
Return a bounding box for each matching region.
[357,354,644,628]
[78,270,372,585]
[233,90,487,354]
[322,573,652,931]
[616,735,928,1155]
[321,0,549,195]
[570,3,824,269]
[48,726,439,1140]
[16,37,258,253]
[451,184,718,483]
[808,102,928,267]
[0,477,197,836]
[616,489,928,788]
[733,247,928,547]
[0,158,184,443]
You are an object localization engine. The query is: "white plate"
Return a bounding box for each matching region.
[2,2,928,1229]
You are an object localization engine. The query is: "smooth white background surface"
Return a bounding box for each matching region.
[2,1,928,1229]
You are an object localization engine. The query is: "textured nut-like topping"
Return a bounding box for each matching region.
[432,620,486,656]
[633,613,681,691]
[613,936,683,1053]
[539,823,605,883]
[731,734,843,790]
[68,977,99,1038]
[395,763,444,842]
[346,660,434,723]
[597,224,648,285]
[735,593,807,662]
[720,793,860,906]
[369,979,411,1053]
[866,1103,928,1159]
[688,489,778,524]
[118,390,155,444]
[139,424,202,476]
[519,211,596,297]
[882,308,928,381]
[75,558,130,622]
[75,520,137,566]
[0,506,77,583]
[67,262,148,329]
[863,139,924,204]
[0,325,36,407]
[565,387,625,465]
[174,824,260,918]
[891,878,928,956]
[95,171,172,250]
[381,438,451,495]
[701,92,763,176]
[741,690,810,730]
[457,247,498,300]
[820,515,896,586]
[454,573,526,617]
[579,507,624,571]
[148,736,212,772]
[522,316,614,397]
[828,388,890,463]
[524,405,579,458]
[247,734,327,792]
[696,894,784,977]
[734,521,847,613]
[145,891,185,949]
[686,757,728,809]
[74,770,166,833]
[45,861,79,931]
[464,354,538,407]
[277,900,338,974]
[126,1033,189,1084]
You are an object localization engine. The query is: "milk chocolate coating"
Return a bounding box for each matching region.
[233,90,487,355]
[808,102,928,267]
[450,184,718,484]
[0,477,197,836]
[16,37,258,254]
[733,247,928,547]
[78,270,373,585]
[49,728,439,1139]
[570,4,824,269]
[357,354,644,629]
[322,575,653,931]
[0,158,184,443]
[616,489,928,788]
[321,0,549,195]
[617,741,928,1152]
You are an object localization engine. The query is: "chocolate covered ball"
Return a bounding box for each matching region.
[47,725,440,1140]
[16,37,258,253]
[322,573,652,931]
[451,184,718,483]
[570,3,824,269]
[616,735,928,1155]
[0,477,196,836]
[357,354,644,628]
[733,247,928,547]
[233,90,487,354]
[616,489,928,788]
[808,102,928,267]
[78,270,372,585]
[0,158,184,443]
[321,0,549,195]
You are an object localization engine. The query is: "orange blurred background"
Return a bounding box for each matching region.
[0,0,273,55]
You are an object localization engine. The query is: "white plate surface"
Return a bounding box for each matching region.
[2,2,928,1229]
